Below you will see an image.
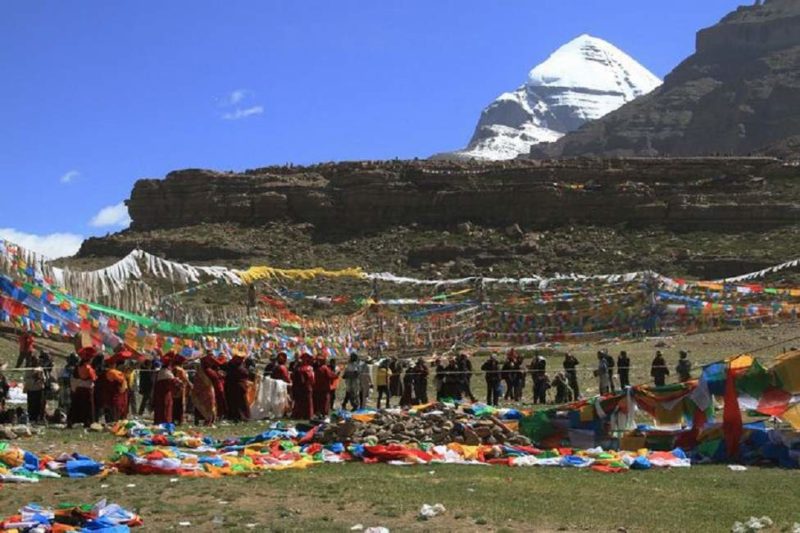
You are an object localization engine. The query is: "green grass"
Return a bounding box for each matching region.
[1,460,798,532]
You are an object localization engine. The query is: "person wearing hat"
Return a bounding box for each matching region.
[676,351,693,383]
[291,353,316,420]
[153,353,177,425]
[67,347,98,429]
[650,350,669,387]
[529,353,548,404]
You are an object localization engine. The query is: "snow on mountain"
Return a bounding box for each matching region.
[444,34,662,160]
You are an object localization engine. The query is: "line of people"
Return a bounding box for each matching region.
[4,331,698,426]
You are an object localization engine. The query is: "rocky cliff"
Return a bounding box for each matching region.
[530,0,800,158]
[121,158,799,235]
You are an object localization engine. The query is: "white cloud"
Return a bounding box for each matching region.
[222,105,264,120]
[89,202,131,228]
[60,170,80,184]
[219,89,263,120]
[226,89,248,106]
[0,228,83,259]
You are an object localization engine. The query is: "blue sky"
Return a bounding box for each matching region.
[0,0,744,257]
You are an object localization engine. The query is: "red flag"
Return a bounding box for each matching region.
[723,366,743,460]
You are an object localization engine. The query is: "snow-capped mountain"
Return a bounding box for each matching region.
[443,34,662,160]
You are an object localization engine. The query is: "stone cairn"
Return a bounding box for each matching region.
[313,404,532,447]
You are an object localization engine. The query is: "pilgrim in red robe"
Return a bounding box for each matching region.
[313,355,336,417]
[291,354,316,420]
[67,347,97,428]
[104,356,128,422]
[192,354,220,425]
[152,357,176,425]
[270,352,291,384]
[223,355,250,422]
[92,354,110,423]
[171,355,192,425]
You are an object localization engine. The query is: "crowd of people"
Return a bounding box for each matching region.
[1,330,698,426]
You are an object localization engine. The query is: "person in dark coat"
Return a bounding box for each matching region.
[617,350,631,389]
[441,357,461,400]
[502,352,516,401]
[676,351,692,382]
[529,354,548,404]
[457,353,477,402]
[651,350,669,387]
[602,350,616,394]
[552,372,570,404]
[481,354,502,406]
[388,356,403,400]
[512,354,525,401]
[400,362,416,407]
[413,358,429,404]
[434,358,446,401]
[563,353,580,401]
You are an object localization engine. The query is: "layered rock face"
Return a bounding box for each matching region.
[122,158,800,236]
[531,0,800,158]
[441,35,661,160]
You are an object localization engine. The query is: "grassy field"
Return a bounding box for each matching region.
[2,325,800,531]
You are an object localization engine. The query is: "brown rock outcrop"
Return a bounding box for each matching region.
[125,158,800,235]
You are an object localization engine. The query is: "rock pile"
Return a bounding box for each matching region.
[0,425,34,440]
[313,406,531,447]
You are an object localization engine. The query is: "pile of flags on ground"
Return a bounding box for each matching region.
[0,500,142,532]
[105,420,690,475]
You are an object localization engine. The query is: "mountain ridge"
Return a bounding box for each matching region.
[530,0,800,158]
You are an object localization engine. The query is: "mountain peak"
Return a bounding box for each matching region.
[527,34,661,99]
[437,35,661,161]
